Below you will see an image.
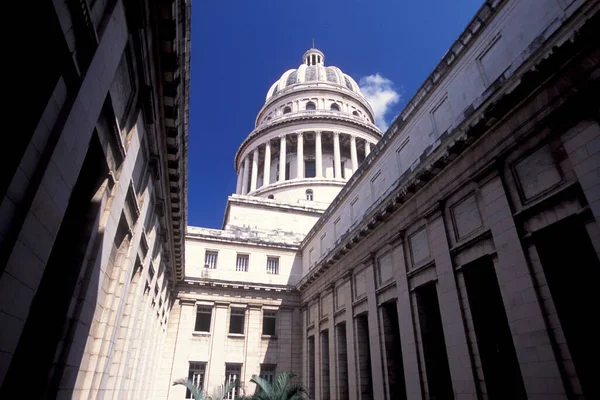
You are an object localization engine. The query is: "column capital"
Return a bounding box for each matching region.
[279,134,287,140]
[332,131,340,137]
[296,131,304,137]
[315,130,322,137]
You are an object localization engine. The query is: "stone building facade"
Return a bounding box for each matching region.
[163,0,599,399]
[0,0,190,399]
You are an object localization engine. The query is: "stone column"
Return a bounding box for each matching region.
[428,212,478,399]
[235,165,243,194]
[263,141,271,187]
[242,155,250,195]
[342,277,359,400]
[250,147,259,192]
[364,263,386,400]
[478,174,567,399]
[333,132,341,179]
[350,135,358,173]
[365,140,371,157]
[279,135,287,182]
[296,132,304,179]
[315,131,323,178]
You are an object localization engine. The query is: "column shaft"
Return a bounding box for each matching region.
[235,167,243,194]
[333,132,342,179]
[350,135,358,173]
[315,131,323,178]
[279,136,287,182]
[242,155,250,195]
[296,132,304,179]
[263,141,271,187]
[365,140,371,157]
[250,147,259,192]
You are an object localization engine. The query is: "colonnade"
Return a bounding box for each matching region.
[236,131,375,195]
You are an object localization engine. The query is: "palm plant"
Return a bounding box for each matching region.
[173,378,246,400]
[249,372,307,400]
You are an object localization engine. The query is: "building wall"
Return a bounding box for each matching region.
[298,3,600,400]
[185,235,302,286]
[300,0,589,275]
[0,0,190,398]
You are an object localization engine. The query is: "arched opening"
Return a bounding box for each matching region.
[352,111,359,116]
[306,189,314,201]
[283,106,291,114]
[268,195,274,199]
[305,102,316,111]
[330,103,340,111]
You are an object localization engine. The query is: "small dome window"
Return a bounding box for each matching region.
[330,103,340,111]
[352,111,359,116]
[305,189,314,201]
[268,195,274,199]
[283,106,291,114]
[344,76,353,90]
[305,102,316,111]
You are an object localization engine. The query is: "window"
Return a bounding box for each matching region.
[262,311,277,336]
[341,161,346,179]
[309,248,314,266]
[268,194,274,199]
[320,233,327,256]
[330,103,340,111]
[229,308,245,334]
[305,160,316,178]
[352,110,359,116]
[283,106,291,114]
[285,162,290,180]
[195,307,212,332]
[186,362,206,399]
[260,364,276,385]
[266,257,279,275]
[225,364,242,400]
[236,254,249,272]
[306,189,314,201]
[305,101,316,110]
[204,251,218,269]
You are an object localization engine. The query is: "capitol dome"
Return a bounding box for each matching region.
[234,48,382,206]
[265,48,362,101]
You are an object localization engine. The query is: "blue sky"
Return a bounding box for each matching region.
[188,0,483,228]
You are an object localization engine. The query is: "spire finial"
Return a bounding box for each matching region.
[312,38,315,49]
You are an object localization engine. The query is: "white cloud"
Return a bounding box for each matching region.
[359,74,401,131]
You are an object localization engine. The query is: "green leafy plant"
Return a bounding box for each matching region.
[249,372,307,400]
[172,378,246,400]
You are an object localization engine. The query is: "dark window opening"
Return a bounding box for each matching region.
[308,336,316,398]
[321,330,331,400]
[381,302,407,400]
[262,311,276,336]
[352,111,359,116]
[306,102,316,110]
[534,218,600,399]
[336,323,349,400]
[229,309,245,334]
[463,257,526,400]
[186,362,206,399]
[195,307,212,332]
[306,189,314,201]
[283,106,291,114]
[416,283,454,400]
[305,160,316,178]
[285,162,290,180]
[267,194,274,199]
[356,314,373,400]
[331,103,340,111]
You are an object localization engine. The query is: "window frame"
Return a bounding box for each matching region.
[262,310,277,336]
[194,306,212,333]
[305,101,316,110]
[186,362,207,399]
[204,250,218,269]
[266,257,280,275]
[236,253,249,272]
[229,308,246,335]
[306,189,314,201]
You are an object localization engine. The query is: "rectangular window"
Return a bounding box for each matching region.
[236,254,249,272]
[350,196,359,222]
[305,160,316,178]
[320,233,327,256]
[309,247,314,267]
[195,307,212,332]
[229,308,246,334]
[262,311,277,336]
[260,364,276,385]
[266,257,279,275]
[204,251,218,269]
[186,362,206,399]
[225,364,242,400]
[333,217,341,239]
